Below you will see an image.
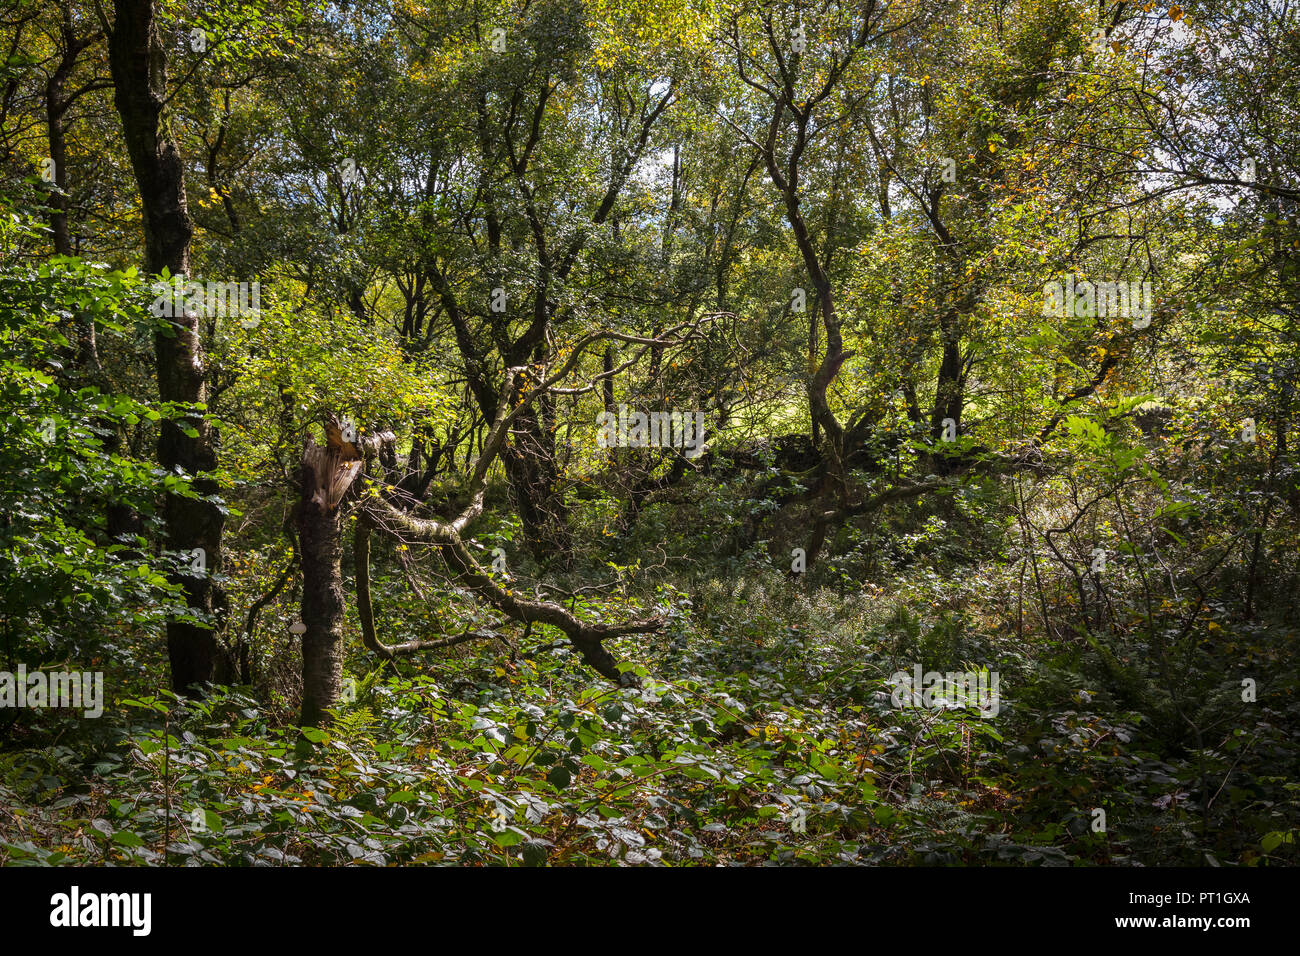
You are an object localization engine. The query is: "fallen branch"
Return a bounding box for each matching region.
[360,502,660,683]
[354,519,512,659]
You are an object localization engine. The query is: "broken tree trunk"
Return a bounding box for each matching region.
[297,418,364,727]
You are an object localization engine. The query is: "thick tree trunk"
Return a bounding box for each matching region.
[501,397,570,562]
[297,482,345,727]
[109,0,226,694]
[296,420,363,725]
[45,77,71,256]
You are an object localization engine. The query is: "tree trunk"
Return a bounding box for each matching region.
[501,397,571,563]
[45,73,72,257]
[297,481,345,727]
[296,419,363,726]
[109,0,226,694]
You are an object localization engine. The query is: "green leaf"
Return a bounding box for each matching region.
[547,766,572,789]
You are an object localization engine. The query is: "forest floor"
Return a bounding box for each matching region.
[3,538,1297,866]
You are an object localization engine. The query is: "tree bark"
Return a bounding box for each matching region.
[500,397,570,562]
[297,468,345,727]
[296,419,366,725]
[45,54,73,256]
[109,0,226,694]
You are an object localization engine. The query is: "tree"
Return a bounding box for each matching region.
[108,0,227,693]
